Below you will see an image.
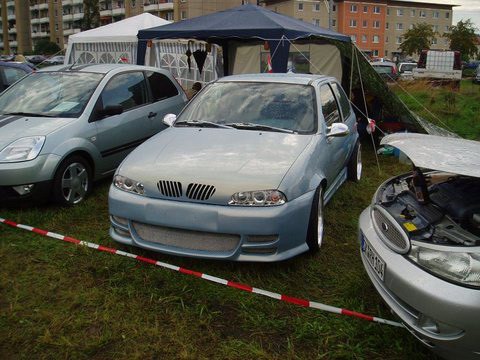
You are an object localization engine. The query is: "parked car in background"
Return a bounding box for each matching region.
[109,73,362,261]
[44,55,65,65]
[26,55,47,65]
[0,64,187,205]
[473,64,480,84]
[0,61,33,92]
[370,61,399,82]
[359,133,480,360]
[398,62,417,80]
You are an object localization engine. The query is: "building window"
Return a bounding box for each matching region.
[446,11,450,19]
[363,5,368,13]
[314,19,320,26]
[350,4,357,13]
[397,9,403,16]
[396,23,403,30]
[332,5,336,11]
[445,39,449,46]
[433,25,439,32]
[433,11,439,18]
[396,36,403,44]
[351,34,357,42]
[313,3,320,12]
[166,12,173,21]
[385,50,389,57]
[298,2,303,11]
[445,25,450,32]
[181,10,187,20]
[362,34,367,43]
[386,36,389,43]
[420,10,426,18]
[332,19,336,26]
[411,9,416,17]
[387,8,390,15]
[362,20,367,28]
[373,6,380,14]
[432,38,437,45]
[386,22,389,29]
[373,50,379,57]
[373,20,380,28]
[349,19,357,27]
[409,24,414,30]
[373,35,380,43]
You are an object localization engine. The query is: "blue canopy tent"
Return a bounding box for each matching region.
[137,4,435,135]
[136,4,351,75]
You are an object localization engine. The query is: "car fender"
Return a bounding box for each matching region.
[48,137,102,178]
[278,136,327,201]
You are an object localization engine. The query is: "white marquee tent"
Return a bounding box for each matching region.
[64,13,170,65]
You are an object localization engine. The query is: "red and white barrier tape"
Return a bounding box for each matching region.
[0,217,403,328]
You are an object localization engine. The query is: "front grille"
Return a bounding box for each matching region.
[186,183,216,201]
[157,180,182,198]
[132,222,239,252]
[372,205,410,254]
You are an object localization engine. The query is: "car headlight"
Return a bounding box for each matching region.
[228,190,286,206]
[408,244,480,288]
[0,136,45,163]
[113,175,145,195]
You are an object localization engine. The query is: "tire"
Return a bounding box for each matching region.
[347,141,362,182]
[52,155,92,206]
[306,186,324,253]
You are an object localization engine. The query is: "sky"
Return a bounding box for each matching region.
[451,0,480,29]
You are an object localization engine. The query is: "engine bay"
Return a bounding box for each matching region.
[375,168,480,246]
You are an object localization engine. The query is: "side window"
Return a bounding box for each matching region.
[146,71,179,101]
[331,82,351,120]
[101,72,148,112]
[319,84,341,126]
[3,67,28,86]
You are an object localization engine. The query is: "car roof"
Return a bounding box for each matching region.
[217,73,335,85]
[37,63,167,75]
[371,61,396,66]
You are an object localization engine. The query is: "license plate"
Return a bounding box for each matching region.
[361,234,385,281]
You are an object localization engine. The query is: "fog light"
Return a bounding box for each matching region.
[12,184,34,195]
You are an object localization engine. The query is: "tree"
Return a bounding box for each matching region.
[34,39,61,55]
[399,23,436,56]
[82,0,100,31]
[444,19,478,61]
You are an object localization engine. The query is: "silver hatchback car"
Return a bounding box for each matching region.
[0,64,187,205]
[359,133,480,360]
[109,73,361,261]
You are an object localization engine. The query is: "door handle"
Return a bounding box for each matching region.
[148,112,157,118]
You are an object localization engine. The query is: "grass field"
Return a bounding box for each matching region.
[392,79,480,140]
[3,79,475,359]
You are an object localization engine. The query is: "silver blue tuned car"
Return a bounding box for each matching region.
[359,133,480,360]
[109,73,361,261]
[0,64,187,205]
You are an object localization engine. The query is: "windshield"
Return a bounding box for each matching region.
[373,65,394,74]
[0,72,103,118]
[178,81,317,134]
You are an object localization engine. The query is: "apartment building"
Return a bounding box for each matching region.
[264,0,456,60]
[0,0,32,54]
[175,0,254,21]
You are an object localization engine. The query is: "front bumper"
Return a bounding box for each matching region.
[0,154,61,204]
[108,185,315,262]
[359,208,480,360]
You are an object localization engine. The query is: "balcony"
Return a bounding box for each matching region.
[32,31,49,38]
[7,14,16,20]
[63,28,74,36]
[158,2,174,11]
[112,7,125,16]
[100,9,113,17]
[73,12,83,20]
[72,0,83,4]
[7,1,15,7]
[62,0,73,5]
[31,17,41,24]
[8,27,16,34]
[38,3,48,10]
[63,13,73,21]
[0,42,3,48]
[39,16,49,23]
[9,41,18,47]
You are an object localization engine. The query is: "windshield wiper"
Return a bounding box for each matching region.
[226,122,295,134]
[1,112,56,118]
[174,120,234,129]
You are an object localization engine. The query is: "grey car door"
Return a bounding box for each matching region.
[318,83,348,186]
[93,71,152,175]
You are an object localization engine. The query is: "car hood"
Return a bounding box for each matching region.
[0,114,72,149]
[382,133,480,178]
[119,128,313,201]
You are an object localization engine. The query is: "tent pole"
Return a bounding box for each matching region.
[349,43,354,99]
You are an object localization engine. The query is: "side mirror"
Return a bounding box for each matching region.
[326,123,350,138]
[163,113,177,127]
[97,105,123,119]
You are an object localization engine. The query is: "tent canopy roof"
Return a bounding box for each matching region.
[70,13,171,43]
[137,4,350,43]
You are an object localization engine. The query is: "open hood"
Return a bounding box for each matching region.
[381,133,480,178]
